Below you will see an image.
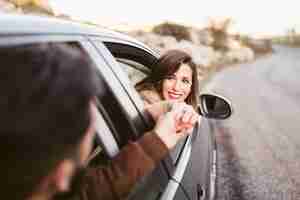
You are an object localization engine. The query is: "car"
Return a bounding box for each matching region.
[0,14,232,200]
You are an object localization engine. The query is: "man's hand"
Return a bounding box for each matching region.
[145,100,173,121]
[153,103,200,149]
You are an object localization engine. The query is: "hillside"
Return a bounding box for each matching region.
[0,1,274,82]
[126,22,273,80]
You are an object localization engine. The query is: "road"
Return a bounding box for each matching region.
[207,46,300,200]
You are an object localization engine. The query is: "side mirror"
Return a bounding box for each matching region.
[198,93,232,119]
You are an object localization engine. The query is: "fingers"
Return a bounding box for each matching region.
[176,126,194,136]
[145,100,174,121]
[172,104,199,123]
[182,108,195,123]
[154,111,179,149]
[170,102,190,120]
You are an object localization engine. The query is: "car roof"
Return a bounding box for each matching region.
[0,13,157,55]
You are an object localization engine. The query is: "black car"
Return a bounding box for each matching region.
[0,14,232,200]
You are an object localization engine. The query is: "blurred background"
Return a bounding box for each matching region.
[2,2,300,199]
[1,0,299,80]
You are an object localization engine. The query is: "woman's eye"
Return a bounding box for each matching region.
[182,79,191,85]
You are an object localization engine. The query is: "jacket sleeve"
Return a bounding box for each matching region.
[78,131,169,200]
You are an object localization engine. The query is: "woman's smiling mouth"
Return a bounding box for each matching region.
[167,91,183,100]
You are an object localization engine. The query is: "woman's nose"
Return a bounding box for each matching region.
[173,79,182,90]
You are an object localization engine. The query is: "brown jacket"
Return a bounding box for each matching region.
[59,131,168,200]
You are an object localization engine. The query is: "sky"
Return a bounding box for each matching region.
[51,0,300,36]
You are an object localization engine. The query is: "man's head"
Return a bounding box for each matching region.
[0,43,99,199]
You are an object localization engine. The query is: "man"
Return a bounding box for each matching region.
[0,43,199,200]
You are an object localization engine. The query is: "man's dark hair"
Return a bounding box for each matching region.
[0,43,99,199]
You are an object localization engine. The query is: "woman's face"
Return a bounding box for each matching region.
[161,63,193,102]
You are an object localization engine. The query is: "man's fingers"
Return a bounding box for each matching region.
[176,126,194,135]
[145,100,174,121]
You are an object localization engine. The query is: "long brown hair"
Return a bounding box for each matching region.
[136,49,199,108]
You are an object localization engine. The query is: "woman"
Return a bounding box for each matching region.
[136,49,199,109]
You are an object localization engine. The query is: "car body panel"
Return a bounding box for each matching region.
[0,14,158,56]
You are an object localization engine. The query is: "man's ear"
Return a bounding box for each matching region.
[48,160,76,193]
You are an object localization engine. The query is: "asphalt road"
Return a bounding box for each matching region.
[207,46,300,200]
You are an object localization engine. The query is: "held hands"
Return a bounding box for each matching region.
[173,103,199,134]
[152,102,200,149]
[145,100,173,121]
